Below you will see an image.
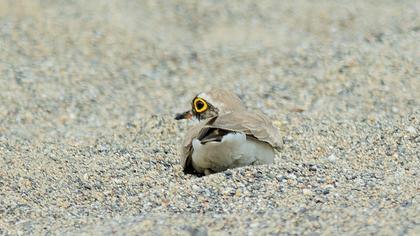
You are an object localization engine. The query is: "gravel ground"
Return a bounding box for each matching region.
[1,0,419,235]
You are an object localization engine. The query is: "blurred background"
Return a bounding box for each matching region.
[1,0,418,138]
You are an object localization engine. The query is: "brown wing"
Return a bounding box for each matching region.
[206,111,282,149]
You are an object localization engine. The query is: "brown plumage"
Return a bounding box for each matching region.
[176,89,282,174]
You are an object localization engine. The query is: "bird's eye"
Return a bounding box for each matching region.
[193,98,208,113]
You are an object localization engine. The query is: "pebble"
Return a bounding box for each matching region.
[302,189,313,195]
[405,126,417,134]
[327,154,337,163]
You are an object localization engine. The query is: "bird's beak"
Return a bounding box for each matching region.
[175,110,193,120]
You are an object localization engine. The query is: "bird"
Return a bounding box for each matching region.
[175,89,282,175]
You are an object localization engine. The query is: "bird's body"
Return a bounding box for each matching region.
[191,132,275,175]
[175,89,281,175]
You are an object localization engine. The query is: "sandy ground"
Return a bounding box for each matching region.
[0,0,419,235]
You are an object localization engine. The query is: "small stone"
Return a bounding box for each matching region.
[276,175,286,182]
[314,197,325,203]
[302,189,312,195]
[322,189,330,195]
[400,200,412,207]
[327,154,337,162]
[309,164,319,171]
[406,126,417,134]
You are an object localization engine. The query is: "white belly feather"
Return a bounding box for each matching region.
[191,132,275,173]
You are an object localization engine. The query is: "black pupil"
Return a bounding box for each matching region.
[196,101,204,110]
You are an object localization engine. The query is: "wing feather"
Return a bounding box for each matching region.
[207,111,282,149]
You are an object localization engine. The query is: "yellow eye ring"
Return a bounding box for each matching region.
[193,98,208,113]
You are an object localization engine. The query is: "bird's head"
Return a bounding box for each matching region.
[175,89,244,121]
